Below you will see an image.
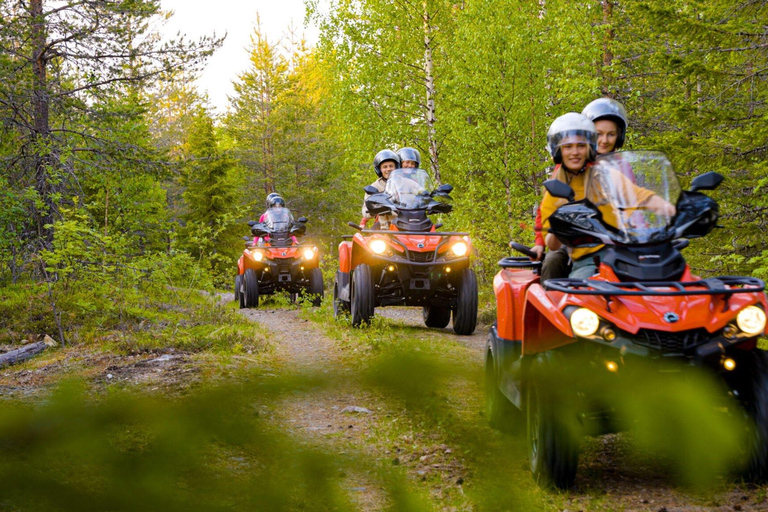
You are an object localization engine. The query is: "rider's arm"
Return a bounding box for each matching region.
[531,204,545,260]
[540,191,565,251]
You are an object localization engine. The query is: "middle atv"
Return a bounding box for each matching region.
[334,168,477,334]
[235,206,323,308]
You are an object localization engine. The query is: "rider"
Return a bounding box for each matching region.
[260,193,285,222]
[257,193,296,245]
[397,147,421,169]
[532,98,631,280]
[539,112,675,279]
[582,97,628,158]
[360,149,400,229]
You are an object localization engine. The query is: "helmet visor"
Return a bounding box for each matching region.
[555,130,597,148]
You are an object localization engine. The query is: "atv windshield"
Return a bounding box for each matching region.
[385,168,433,209]
[587,151,681,244]
[263,207,294,231]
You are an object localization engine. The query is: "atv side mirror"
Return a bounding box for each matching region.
[247,220,256,227]
[543,179,575,201]
[242,236,251,241]
[363,185,379,195]
[435,184,453,194]
[689,172,724,192]
[297,216,308,223]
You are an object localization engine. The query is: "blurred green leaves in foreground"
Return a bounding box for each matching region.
[0,349,760,511]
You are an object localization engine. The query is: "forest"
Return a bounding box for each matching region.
[1,0,768,510]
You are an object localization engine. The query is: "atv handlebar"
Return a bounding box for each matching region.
[509,241,538,259]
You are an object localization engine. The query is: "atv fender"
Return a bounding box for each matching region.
[493,268,538,342]
[336,270,350,302]
[350,233,373,270]
[522,284,574,355]
[237,256,245,275]
[338,241,353,273]
[488,323,524,408]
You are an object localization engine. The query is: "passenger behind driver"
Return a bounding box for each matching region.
[532,98,631,282]
[397,147,421,169]
[360,149,400,229]
[257,194,297,245]
[539,112,675,280]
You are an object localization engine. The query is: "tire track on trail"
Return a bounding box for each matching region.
[231,302,484,510]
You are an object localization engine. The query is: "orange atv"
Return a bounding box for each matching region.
[234,207,323,308]
[333,168,477,334]
[485,151,768,488]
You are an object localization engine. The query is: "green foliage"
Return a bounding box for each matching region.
[177,108,243,287]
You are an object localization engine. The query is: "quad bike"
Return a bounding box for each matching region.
[334,168,477,334]
[484,151,768,488]
[235,207,323,308]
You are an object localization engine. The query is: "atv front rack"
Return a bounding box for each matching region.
[544,276,765,297]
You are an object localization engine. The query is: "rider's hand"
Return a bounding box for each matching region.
[530,244,545,262]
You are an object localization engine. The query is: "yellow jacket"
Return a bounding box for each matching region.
[540,165,654,261]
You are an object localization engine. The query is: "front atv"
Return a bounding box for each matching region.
[334,168,478,334]
[484,151,768,488]
[235,209,323,308]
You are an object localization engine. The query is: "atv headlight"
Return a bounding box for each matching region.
[570,308,600,337]
[369,239,387,254]
[302,247,316,260]
[737,305,766,336]
[251,250,264,262]
[451,241,468,257]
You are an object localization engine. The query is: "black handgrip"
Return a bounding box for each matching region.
[509,241,537,259]
[348,221,363,231]
[672,238,689,250]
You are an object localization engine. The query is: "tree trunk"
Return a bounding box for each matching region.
[422,1,440,184]
[601,0,614,95]
[31,0,55,245]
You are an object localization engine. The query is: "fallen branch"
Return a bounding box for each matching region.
[0,341,50,368]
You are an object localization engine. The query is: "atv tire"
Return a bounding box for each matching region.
[235,274,245,309]
[308,267,324,307]
[485,344,523,433]
[526,379,579,489]
[452,268,478,335]
[350,264,374,327]
[243,269,260,308]
[423,306,451,328]
[333,279,349,318]
[734,350,768,482]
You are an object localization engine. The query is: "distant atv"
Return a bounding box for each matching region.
[334,168,477,334]
[485,151,768,488]
[235,207,323,308]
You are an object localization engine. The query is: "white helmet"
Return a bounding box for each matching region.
[546,112,598,164]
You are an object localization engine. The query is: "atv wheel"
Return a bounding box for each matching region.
[350,264,374,327]
[734,350,768,482]
[243,269,260,308]
[308,267,324,307]
[423,306,451,328]
[452,268,478,335]
[235,274,245,309]
[485,345,523,433]
[526,379,579,489]
[333,280,349,318]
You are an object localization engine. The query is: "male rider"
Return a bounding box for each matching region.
[360,149,400,229]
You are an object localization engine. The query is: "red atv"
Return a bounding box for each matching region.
[485,151,768,488]
[234,207,323,308]
[334,168,477,334]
